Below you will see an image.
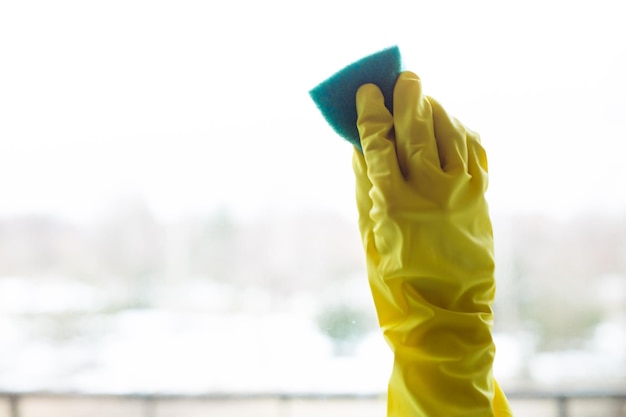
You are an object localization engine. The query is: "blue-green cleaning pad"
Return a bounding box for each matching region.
[309,46,402,151]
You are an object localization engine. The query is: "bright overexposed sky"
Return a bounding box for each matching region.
[1,0,625,223]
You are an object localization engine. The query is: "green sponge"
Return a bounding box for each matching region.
[309,46,402,151]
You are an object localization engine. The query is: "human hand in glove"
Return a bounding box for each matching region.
[353,71,513,416]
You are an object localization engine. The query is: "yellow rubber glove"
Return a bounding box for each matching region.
[353,71,513,417]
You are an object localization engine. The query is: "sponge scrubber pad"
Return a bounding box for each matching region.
[309,46,402,151]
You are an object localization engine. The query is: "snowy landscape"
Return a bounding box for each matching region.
[0,272,624,395]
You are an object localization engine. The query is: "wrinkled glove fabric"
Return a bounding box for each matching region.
[353,71,514,416]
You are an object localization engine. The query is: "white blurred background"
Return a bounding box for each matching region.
[0,0,625,402]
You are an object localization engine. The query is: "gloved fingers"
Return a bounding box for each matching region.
[393,71,441,179]
[352,147,371,197]
[353,148,398,327]
[356,83,403,187]
[467,130,489,192]
[352,148,375,239]
[428,96,469,173]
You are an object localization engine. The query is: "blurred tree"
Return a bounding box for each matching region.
[0,215,86,277]
[502,212,626,350]
[188,207,240,281]
[317,304,377,356]
[92,197,166,307]
[1,199,624,357]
